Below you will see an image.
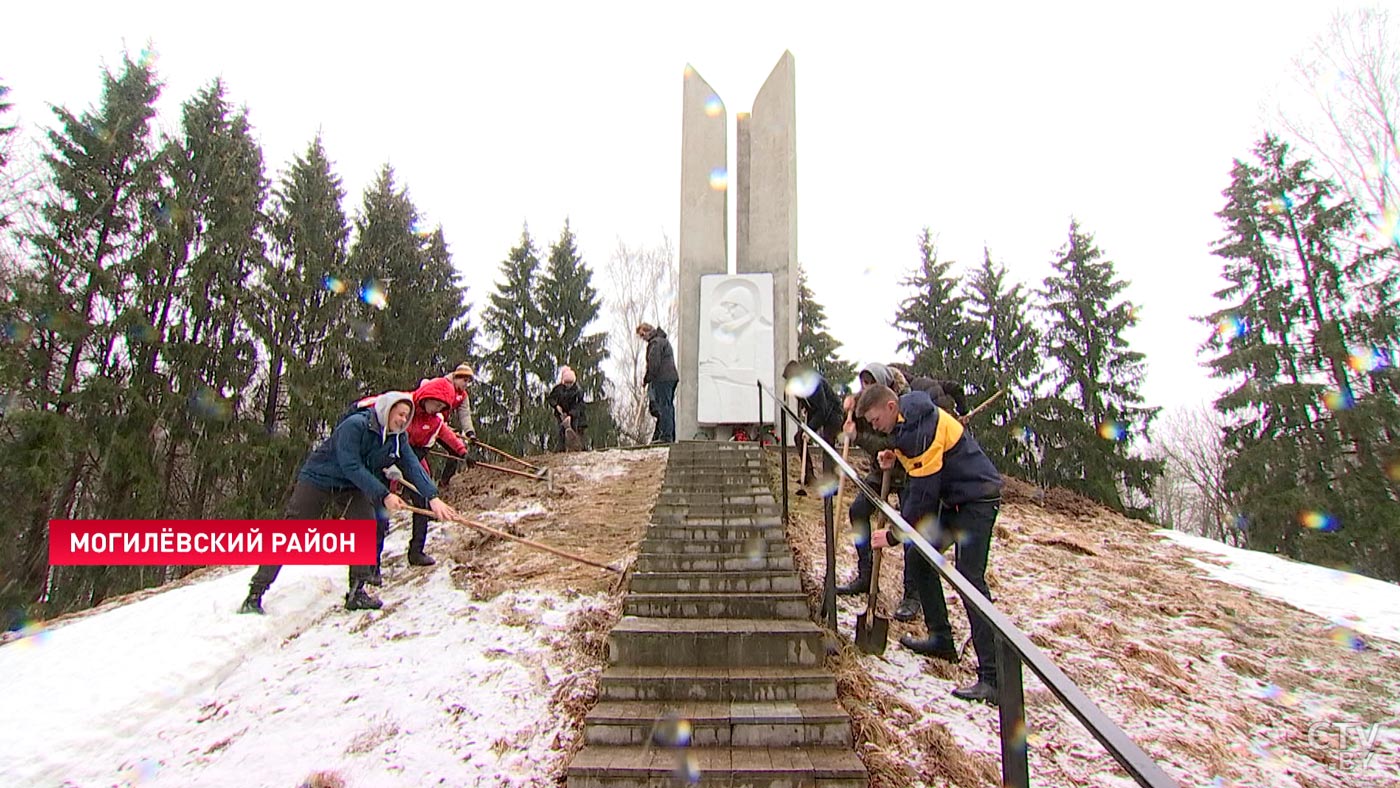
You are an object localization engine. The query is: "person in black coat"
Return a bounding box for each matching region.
[546,366,589,451]
[637,322,679,443]
[782,360,845,485]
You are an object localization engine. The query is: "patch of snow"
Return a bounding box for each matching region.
[1156,529,1400,645]
[477,503,548,524]
[562,447,667,483]
[0,523,609,787]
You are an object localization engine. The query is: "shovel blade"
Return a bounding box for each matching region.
[854,611,890,655]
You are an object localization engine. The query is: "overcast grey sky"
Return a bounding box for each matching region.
[2,1,1380,417]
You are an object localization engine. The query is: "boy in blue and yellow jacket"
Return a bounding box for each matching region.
[857,383,1003,705]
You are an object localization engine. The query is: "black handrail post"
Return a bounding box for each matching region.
[780,408,789,526]
[996,634,1030,788]
[822,491,837,631]
[756,381,763,436]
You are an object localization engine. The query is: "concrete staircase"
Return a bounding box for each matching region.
[567,442,868,788]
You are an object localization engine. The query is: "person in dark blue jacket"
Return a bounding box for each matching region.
[857,383,1003,705]
[782,360,845,486]
[238,392,459,614]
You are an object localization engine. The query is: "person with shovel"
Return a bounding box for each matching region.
[637,322,678,443]
[782,360,845,491]
[856,382,1004,705]
[837,365,909,611]
[238,392,459,615]
[547,366,589,452]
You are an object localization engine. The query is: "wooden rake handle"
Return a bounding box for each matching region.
[472,439,544,472]
[428,450,546,482]
[959,388,1006,425]
[402,505,620,574]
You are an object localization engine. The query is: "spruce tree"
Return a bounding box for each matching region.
[538,220,610,444]
[480,226,548,454]
[255,135,354,441]
[962,247,1042,477]
[1030,219,1161,515]
[797,265,856,389]
[893,228,982,383]
[1206,135,1400,578]
[343,166,469,395]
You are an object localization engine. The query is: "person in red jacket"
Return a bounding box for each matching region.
[434,364,478,488]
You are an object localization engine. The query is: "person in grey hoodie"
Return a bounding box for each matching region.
[238,392,459,614]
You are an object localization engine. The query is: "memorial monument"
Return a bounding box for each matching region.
[677,52,798,440]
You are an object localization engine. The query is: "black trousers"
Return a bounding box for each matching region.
[903,492,1000,685]
[249,481,383,594]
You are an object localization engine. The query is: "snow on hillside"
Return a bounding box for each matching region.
[0,447,667,788]
[779,459,1400,788]
[1155,528,1400,645]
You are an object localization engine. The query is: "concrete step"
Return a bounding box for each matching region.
[654,503,778,517]
[638,536,787,555]
[599,666,835,702]
[566,745,867,788]
[634,553,795,572]
[628,571,801,594]
[622,592,809,620]
[608,617,823,667]
[646,525,786,543]
[655,492,777,506]
[582,700,852,747]
[651,513,783,527]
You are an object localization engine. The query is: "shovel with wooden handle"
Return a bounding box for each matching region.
[855,469,893,655]
[428,450,548,481]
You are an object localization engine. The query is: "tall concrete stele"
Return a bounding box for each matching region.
[677,52,798,441]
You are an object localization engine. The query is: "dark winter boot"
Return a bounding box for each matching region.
[407,517,434,566]
[238,590,265,615]
[892,563,922,621]
[836,550,872,596]
[899,634,959,662]
[951,680,999,705]
[345,584,382,611]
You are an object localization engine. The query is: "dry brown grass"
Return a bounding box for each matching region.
[766,446,1400,788]
[297,770,347,788]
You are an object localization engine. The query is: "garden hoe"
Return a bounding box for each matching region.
[854,469,893,655]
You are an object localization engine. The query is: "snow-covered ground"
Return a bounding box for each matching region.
[1,523,611,788]
[1156,528,1400,645]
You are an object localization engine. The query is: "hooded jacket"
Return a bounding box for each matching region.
[889,390,1001,508]
[850,364,903,478]
[547,381,588,428]
[643,328,679,385]
[299,392,440,505]
[405,378,469,455]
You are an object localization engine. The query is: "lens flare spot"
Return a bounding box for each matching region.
[1299,510,1339,532]
[1252,683,1298,707]
[138,48,158,69]
[784,365,820,398]
[1214,315,1247,341]
[651,714,693,747]
[1371,203,1400,246]
[814,473,840,499]
[1328,625,1366,652]
[1097,421,1127,441]
[1321,390,1354,412]
[323,275,348,295]
[359,279,388,310]
[351,320,377,342]
[118,756,161,784]
[125,321,158,344]
[708,167,727,192]
[676,751,702,784]
[189,386,232,421]
[1231,513,1249,533]
[2,320,34,344]
[15,619,51,648]
[704,95,723,118]
[744,536,767,560]
[1386,457,1400,482]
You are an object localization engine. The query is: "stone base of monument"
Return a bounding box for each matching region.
[566,441,868,788]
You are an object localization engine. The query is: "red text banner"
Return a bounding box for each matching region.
[48,520,378,566]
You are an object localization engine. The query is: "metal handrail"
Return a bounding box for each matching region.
[758,381,1179,788]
